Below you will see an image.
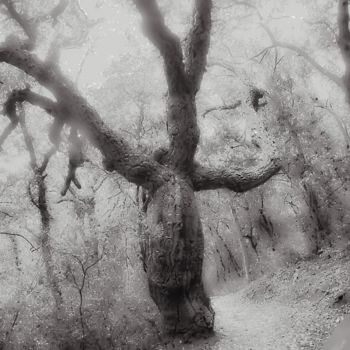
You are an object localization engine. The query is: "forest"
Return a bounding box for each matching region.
[0,0,350,349]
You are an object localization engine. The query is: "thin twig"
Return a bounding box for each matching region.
[0,231,37,251]
[202,101,242,118]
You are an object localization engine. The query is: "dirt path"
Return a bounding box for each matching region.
[161,250,350,350]
[211,294,314,350]
[164,293,320,350]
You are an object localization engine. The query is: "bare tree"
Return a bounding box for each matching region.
[66,253,104,348]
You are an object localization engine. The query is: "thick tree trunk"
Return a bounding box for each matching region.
[140,175,214,335]
[166,93,199,172]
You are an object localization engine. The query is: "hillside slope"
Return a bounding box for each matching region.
[158,247,350,350]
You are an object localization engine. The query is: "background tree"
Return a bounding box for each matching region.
[191,0,350,291]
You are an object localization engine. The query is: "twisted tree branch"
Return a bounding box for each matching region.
[0,46,170,189]
[191,158,281,192]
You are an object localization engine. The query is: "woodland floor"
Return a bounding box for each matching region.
[156,246,350,350]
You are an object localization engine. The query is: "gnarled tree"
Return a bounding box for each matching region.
[0,0,280,335]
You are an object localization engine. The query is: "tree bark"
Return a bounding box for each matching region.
[140,175,214,334]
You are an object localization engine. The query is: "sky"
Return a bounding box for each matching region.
[61,0,137,88]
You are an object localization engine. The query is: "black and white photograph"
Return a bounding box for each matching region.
[0,1,349,349]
